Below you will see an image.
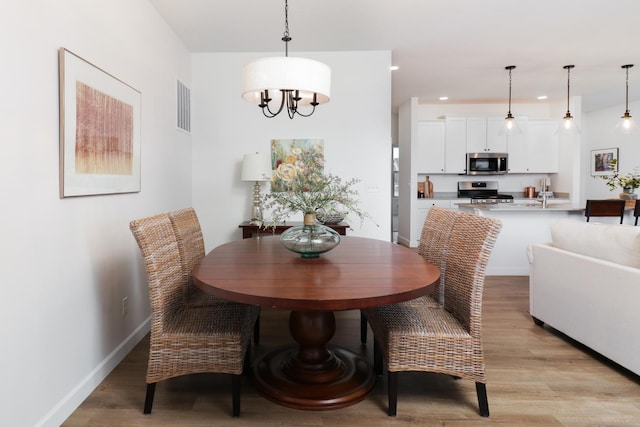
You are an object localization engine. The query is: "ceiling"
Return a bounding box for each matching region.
[149,0,640,113]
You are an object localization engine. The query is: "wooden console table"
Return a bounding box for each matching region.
[239,221,349,239]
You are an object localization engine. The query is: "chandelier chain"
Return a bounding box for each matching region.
[282,0,291,57]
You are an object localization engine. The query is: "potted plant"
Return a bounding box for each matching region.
[262,164,375,257]
[602,159,640,199]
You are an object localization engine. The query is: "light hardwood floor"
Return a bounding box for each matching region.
[63,276,640,426]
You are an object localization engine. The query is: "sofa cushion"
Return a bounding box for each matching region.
[550,219,640,268]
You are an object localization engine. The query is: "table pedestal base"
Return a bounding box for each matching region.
[252,310,375,410]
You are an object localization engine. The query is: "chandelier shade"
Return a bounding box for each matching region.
[241,0,331,119]
[242,57,331,108]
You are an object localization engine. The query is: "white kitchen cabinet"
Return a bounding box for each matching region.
[415,121,445,173]
[444,117,467,174]
[465,117,509,153]
[508,119,557,173]
[526,120,559,173]
[486,117,510,152]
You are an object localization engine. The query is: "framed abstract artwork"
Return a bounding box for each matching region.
[58,48,141,197]
[591,147,618,176]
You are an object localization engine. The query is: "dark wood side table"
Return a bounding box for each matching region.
[239,221,349,239]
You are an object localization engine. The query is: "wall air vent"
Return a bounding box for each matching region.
[176,79,191,133]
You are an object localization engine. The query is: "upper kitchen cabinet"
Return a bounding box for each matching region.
[508,119,558,173]
[467,117,509,153]
[414,119,466,174]
[443,117,467,174]
[415,120,445,173]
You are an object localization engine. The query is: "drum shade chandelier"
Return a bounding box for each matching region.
[616,64,636,134]
[499,65,523,135]
[241,0,331,119]
[557,64,580,135]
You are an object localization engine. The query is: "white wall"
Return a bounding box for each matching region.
[190,51,392,247]
[0,2,192,426]
[584,100,640,200]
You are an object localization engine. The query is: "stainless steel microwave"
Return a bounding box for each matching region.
[466,152,508,175]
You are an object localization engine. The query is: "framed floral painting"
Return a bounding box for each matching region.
[59,48,141,197]
[270,139,324,192]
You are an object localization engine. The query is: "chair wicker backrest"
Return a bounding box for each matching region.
[634,200,640,226]
[442,209,501,336]
[417,207,458,305]
[168,208,206,300]
[129,213,183,319]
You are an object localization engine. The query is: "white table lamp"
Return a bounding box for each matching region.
[241,152,272,225]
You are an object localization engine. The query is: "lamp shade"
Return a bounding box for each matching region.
[241,152,272,182]
[242,57,331,107]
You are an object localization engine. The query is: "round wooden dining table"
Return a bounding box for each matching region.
[193,235,440,411]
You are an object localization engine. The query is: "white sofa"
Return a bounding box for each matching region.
[528,219,640,376]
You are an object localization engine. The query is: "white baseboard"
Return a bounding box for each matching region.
[36,317,150,427]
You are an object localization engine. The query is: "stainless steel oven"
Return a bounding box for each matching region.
[466,152,508,175]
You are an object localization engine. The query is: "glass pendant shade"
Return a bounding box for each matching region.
[242,57,331,107]
[616,64,636,134]
[499,65,523,135]
[556,113,581,135]
[556,65,581,135]
[499,113,523,135]
[616,113,636,134]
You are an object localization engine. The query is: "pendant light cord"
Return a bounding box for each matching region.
[566,66,571,113]
[625,65,630,115]
[508,67,512,114]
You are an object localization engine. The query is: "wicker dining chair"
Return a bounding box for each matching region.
[634,200,640,226]
[360,207,458,343]
[362,207,502,417]
[130,212,259,417]
[168,208,260,342]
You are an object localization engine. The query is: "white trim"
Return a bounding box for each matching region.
[36,317,151,427]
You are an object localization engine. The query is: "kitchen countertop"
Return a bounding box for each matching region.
[456,201,583,212]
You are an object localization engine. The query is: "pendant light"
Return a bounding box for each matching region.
[241,0,331,119]
[557,65,580,135]
[499,65,523,135]
[616,64,636,134]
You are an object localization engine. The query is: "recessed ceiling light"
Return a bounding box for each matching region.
[537,95,548,100]
[439,96,448,101]
[390,65,399,71]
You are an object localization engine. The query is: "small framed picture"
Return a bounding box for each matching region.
[591,148,618,176]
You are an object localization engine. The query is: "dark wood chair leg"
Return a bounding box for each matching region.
[253,316,260,344]
[531,316,544,327]
[373,337,383,376]
[360,311,368,344]
[388,371,398,416]
[143,383,156,414]
[476,382,489,417]
[232,374,241,417]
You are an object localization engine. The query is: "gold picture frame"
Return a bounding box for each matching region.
[59,48,141,197]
